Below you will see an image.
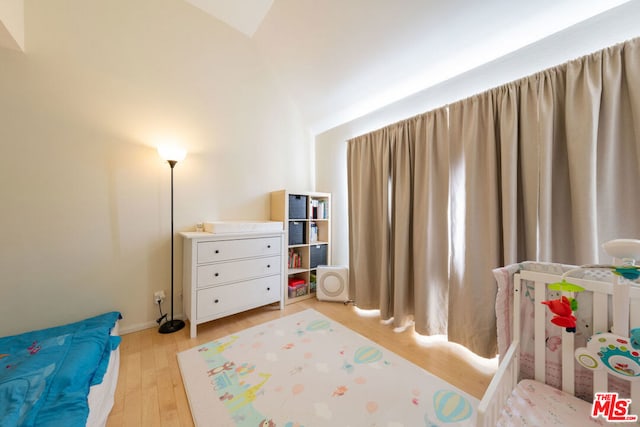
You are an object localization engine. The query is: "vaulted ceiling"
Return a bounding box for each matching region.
[2,1,636,134]
[185,0,634,134]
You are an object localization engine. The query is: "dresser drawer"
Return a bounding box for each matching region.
[196,255,280,287]
[197,276,281,319]
[197,237,281,264]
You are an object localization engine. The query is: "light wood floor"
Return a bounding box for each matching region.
[106,299,497,426]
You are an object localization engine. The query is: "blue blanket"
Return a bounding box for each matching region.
[0,312,122,427]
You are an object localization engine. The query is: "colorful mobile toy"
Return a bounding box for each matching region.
[575,333,640,381]
[541,296,577,332]
[541,279,584,333]
[630,328,640,350]
[612,266,640,280]
[574,239,640,381]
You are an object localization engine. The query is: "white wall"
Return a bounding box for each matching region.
[315,1,640,269]
[0,0,312,336]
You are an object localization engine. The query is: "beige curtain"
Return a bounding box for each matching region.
[448,81,539,357]
[346,37,640,358]
[411,110,450,335]
[538,39,640,264]
[347,110,449,334]
[347,129,391,310]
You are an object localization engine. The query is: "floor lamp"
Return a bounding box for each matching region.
[158,146,186,334]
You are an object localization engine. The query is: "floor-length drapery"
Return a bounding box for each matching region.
[538,39,640,264]
[448,81,538,357]
[347,130,391,310]
[348,110,450,334]
[387,111,450,332]
[411,110,450,336]
[388,121,414,328]
[346,37,640,358]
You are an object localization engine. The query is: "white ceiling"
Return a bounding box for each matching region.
[0,1,636,134]
[2,0,634,134]
[238,0,628,133]
[185,0,634,135]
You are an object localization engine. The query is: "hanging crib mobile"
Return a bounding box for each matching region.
[573,239,640,381]
[541,279,584,333]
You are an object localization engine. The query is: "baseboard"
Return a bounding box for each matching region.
[119,315,185,335]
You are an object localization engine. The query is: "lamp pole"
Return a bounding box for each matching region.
[159,158,185,334]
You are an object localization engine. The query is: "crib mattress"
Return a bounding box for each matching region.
[497,380,609,426]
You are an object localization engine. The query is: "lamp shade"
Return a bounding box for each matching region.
[157,145,187,162]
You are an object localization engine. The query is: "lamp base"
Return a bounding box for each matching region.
[158,319,185,334]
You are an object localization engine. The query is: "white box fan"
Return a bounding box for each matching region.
[316,266,349,302]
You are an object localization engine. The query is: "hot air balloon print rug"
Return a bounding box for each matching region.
[178,309,478,426]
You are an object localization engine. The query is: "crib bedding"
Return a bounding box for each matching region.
[0,312,121,427]
[494,262,630,400]
[497,379,608,426]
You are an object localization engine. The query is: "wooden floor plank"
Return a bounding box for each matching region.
[107,299,496,425]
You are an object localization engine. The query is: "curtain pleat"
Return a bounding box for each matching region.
[499,79,539,262]
[388,111,452,332]
[347,130,391,310]
[348,111,450,334]
[389,122,414,327]
[447,81,539,357]
[412,110,450,336]
[449,92,501,357]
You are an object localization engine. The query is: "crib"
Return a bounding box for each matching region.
[477,267,640,426]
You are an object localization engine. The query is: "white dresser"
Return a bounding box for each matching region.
[181,231,284,338]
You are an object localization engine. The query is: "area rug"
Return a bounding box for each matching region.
[177,309,478,426]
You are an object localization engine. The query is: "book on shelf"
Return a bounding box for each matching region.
[288,248,302,269]
[318,200,326,219]
[310,199,328,219]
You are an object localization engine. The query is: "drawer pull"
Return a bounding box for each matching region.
[214,299,219,303]
[267,264,271,268]
[267,287,271,291]
[267,244,271,248]
[215,249,220,254]
[214,273,219,277]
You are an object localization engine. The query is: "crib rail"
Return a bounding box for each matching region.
[520,269,640,416]
[476,339,519,427]
[478,267,640,425]
[520,270,640,394]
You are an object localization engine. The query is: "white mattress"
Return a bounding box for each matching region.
[85,321,120,427]
[497,380,609,426]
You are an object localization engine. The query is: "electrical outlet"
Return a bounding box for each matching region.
[154,290,166,304]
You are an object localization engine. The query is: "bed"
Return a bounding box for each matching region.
[0,311,122,427]
[478,264,640,426]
